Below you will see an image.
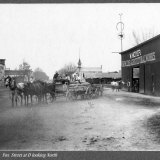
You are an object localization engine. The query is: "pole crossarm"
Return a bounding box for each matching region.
[116,13,124,52]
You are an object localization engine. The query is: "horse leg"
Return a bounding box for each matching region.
[25,94,28,106]
[15,96,18,106]
[20,94,23,106]
[30,95,33,105]
[12,94,14,107]
[45,94,47,104]
[26,95,29,106]
[24,95,26,106]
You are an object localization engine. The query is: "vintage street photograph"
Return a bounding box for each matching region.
[1,3,160,151]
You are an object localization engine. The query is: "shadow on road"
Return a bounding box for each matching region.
[104,90,160,108]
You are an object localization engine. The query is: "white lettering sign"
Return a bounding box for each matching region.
[129,49,141,59]
[122,52,155,67]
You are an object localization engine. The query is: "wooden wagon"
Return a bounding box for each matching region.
[90,84,104,98]
[47,81,104,102]
[54,82,68,100]
[66,82,103,100]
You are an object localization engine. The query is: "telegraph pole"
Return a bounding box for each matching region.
[116,13,124,52]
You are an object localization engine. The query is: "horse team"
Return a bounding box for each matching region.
[4,75,125,107]
[5,76,56,107]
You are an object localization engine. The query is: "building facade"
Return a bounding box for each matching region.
[77,58,102,81]
[5,69,32,83]
[0,59,5,86]
[120,34,160,96]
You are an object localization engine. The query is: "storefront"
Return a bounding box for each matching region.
[120,35,160,96]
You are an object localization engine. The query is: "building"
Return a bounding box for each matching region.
[0,59,5,86]
[0,59,5,79]
[120,34,160,96]
[5,69,32,83]
[77,58,102,81]
[85,71,121,84]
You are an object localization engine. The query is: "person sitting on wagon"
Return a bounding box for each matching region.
[76,74,81,84]
[65,74,70,85]
[53,71,59,83]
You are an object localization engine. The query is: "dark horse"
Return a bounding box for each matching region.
[23,80,55,106]
[4,76,23,107]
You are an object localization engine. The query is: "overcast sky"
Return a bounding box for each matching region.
[1,4,160,78]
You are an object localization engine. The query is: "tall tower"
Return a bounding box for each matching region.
[77,58,82,72]
[77,48,82,72]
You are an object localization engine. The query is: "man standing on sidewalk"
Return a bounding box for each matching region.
[127,80,131,92]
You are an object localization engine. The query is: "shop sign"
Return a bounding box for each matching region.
[129,49,141,59]
[122,52,155,67]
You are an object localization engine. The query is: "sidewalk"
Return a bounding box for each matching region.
[104,87,160,103]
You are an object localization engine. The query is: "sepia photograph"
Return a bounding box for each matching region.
[1,3,160,152]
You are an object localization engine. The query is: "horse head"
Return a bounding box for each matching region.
[4,76,12,88]
[9,78,17,90]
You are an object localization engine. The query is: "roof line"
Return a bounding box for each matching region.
[120,34,160,55]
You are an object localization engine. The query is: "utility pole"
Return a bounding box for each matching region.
[116,13,124,52]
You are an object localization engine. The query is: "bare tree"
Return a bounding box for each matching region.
[58,63,77,77]
[132,29,158,45]
[33,68,49,81]
[132,31,140,45]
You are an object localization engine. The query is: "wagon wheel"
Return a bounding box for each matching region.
[95,88,99,98]
[85,86,92,99]
[66,91,74,101]
[70,91,78,100]
[100,87,104,96]
[81,94,85,99]
[73,93,78,100]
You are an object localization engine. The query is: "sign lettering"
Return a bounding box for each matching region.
[122,52,155,67]
[129,49,141,59]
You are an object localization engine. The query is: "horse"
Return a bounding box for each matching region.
[45,82,56,102]
[24,80,55,105]
[111,80,125,92]
[4,76,23,107]
[24,80,44,105]
[4,76,11,88]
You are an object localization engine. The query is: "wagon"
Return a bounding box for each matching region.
[90,84,104,98]
[67,82,95,100]
[45,80,69,102]
[47,81,104,102]
[54,82,68,100]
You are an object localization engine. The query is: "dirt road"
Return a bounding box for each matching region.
[1,87,160,150]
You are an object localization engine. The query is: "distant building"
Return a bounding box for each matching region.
[0,59,5,79]
[5,69,32,83]
[0,59,5,86]
[77,58,102,81]
[85,71,121,84]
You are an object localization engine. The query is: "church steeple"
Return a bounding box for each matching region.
[78,58,82,68]
[77,48,82,69]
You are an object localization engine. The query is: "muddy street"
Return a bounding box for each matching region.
[1,87,160,150]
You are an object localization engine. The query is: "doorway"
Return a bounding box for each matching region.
[132,67,140,92]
